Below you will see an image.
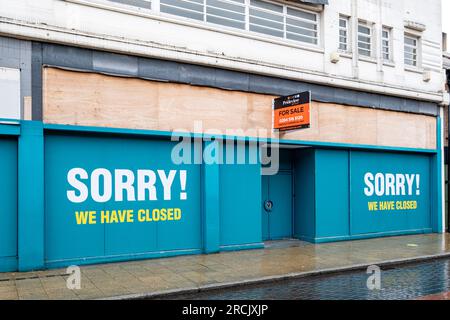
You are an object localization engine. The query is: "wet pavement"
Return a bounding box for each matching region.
[1,233,450,299]
[165,257,450,300]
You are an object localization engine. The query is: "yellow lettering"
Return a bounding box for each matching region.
[174,208,181,220]
[152,209,160,221]
[75,211,89,225]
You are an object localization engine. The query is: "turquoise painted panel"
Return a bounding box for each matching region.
[0,137,17,270]
[293,149,316,240]
[268,173,293,240]
[18,121,45,271]
[350,151,431,235]
[220,142,262,246]
[44,133,201,264]
[203,140,220,253]
[261,175,269,241]
[315,149,350,238]
[261,171,293,240]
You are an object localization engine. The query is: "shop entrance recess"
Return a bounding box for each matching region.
[262,149,294,241]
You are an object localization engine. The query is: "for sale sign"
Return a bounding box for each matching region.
[273,91,311,132]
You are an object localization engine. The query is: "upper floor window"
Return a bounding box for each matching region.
[206,0,246,29]
[157,0,320,45]
[339,15,350,52]
[404,34,419,67]
[382,27,392,61]
[109,0,152,9]
[285,6,319,44]
[249,0,285,38]
[160,0,206,22]
[358,21,373,57]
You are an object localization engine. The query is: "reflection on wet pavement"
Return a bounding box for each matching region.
[167,258,450,300]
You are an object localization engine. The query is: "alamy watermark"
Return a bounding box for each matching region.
[66,265,81,290]
[170,121,281,176]
[366,265,381,290]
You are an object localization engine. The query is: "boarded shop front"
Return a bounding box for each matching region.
[44,133,203,267]
[293,149,435,243]
[0,65,443,272]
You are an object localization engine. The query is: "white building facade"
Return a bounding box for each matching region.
[0,0,447,116]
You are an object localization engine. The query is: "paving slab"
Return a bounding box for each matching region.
[1,234,450,300]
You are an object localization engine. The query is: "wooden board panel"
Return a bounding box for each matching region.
[43,67,437,150]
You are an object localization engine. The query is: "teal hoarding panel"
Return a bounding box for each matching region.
[0,137,17,271]
[44,133,201,266]
[350,151,431,236]
[18,121,45,271]
[293,149,316,241]
[261,175,269,241]
[266,172,293,240]
[315,149,350,239]
[220,141,262,247]
[203,140,220,254]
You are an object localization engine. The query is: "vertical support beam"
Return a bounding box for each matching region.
[433,116,444,233]
[18,121,44,271]
[448,103,450,232]
[202,140,220,254]
[440,109,446,233]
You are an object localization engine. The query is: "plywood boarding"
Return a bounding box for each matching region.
[43,67,437,150]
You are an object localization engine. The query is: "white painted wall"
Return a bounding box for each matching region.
[0,0,445,103]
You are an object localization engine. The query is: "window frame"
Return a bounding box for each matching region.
[404,33,420,68]
[357,20,374,58]
[381,26,392,62]
[338,15,350,53]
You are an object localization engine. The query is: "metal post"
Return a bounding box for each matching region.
[447,69,450,232]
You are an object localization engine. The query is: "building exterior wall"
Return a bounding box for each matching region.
[0,0,446,272]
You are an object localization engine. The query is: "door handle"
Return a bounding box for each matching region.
[264,200,273,212]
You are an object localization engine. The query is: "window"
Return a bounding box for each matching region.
[109,0,151,9]
[206,0,246,30]
[246,0,320,44]
[339,15,350,52]
[382,27,391,61]
[358,21,372,57]
[404,34,419,67]
[160,0,204,21]
[158,0,320,45]
[285,7,318,45]
[0,67,21,120]
[249,0,284,38]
